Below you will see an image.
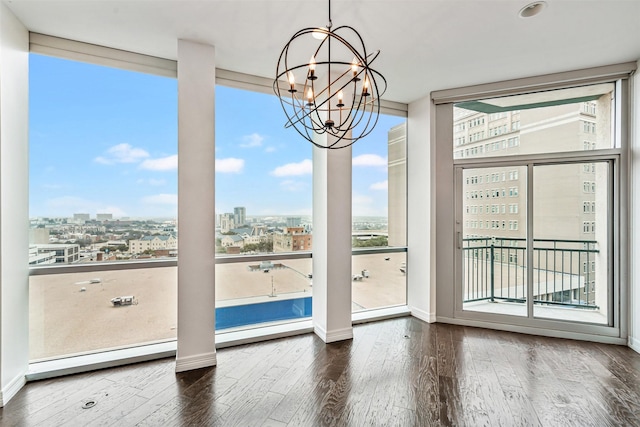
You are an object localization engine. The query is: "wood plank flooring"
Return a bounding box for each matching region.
[2,317,640,426]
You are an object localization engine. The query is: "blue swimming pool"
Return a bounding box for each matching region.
[215,296,312,330]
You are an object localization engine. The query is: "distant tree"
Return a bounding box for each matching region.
[257,240,273,253]
[352,236,388,248]
[241,243,259,253]
[216,246,227,254]
[116,245,129,252]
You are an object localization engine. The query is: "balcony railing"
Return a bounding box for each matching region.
[462,237,599,309]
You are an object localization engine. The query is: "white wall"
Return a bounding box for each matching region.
[0,2,29,406]
[407,96,436,322]
[630,60,640,354]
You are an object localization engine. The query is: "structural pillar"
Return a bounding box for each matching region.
[312,140,353,343]
[176,40,217,372]
[0,3,29,406]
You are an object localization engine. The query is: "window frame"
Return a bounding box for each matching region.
[433,63,633,342]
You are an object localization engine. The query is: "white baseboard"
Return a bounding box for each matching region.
[314,324,353,343]
[410,306,436,323]
[629,336,640,354]
[175,351,217,373]
[1,372,26,407]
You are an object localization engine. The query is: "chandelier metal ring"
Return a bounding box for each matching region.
[273,20,387,149]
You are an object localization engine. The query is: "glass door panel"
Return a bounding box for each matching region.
[461,166,528,317]
[533,162,610,324]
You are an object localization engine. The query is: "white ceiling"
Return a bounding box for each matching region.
[4,0,640,104]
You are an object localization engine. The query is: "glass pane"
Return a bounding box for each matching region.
[352,113,407,312]
[29,53,177,360]
[462,166,528,317]
[352,252,406,312]
[215,258,312,331]
[453,83,615,159]
[352,115,407,248]
[30,266,177,361]
[533,163,609,324]
[215,85,312,257]
[215,85,313,330]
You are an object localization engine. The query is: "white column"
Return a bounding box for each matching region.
[175,40,217,372]
[630,60,640,354]
[312,142,353,343]
[407,96,437,322]
[0,3,29,407]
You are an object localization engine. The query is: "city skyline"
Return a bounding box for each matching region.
[29,54,405,219]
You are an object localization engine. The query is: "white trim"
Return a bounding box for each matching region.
[314,325,354,343]
[29,34,407,117]
[27,341,176,381]
[410,306,436,323]
[25,307,410,381]
[437,316,627,345]
[216,320,313,349]
[29,33,177,78]
[175,352,217,373]
[353,305,411,324]
[0,373,27,407]
[432,62,637,104]
[630,336,640,354]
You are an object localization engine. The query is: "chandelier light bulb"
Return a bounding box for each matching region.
[287,71,296,92]
[306,88,314,106]
[337,90,344,107]
[351,58,359,79]
[309,56,317,80]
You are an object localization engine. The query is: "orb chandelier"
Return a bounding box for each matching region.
[273,0,387,149]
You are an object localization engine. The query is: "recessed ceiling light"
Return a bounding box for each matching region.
[519,1,547,18]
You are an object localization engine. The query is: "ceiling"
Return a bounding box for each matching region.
[4,0,640,104]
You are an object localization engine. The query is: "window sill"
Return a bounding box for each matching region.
[27,305,410,381]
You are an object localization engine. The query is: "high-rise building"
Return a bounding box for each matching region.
[96,213,113,221]
[234,207,246,227]
[73,213,90,223]
[457,93,611,308]
[286,217,301,227]
[220,213,235,233]
[387,122,407,247]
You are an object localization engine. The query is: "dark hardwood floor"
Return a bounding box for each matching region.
[2,317,640,426]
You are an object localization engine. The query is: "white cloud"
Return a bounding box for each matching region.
[271,159,312,177]
[352,193,386,216]
[240,133,265,148]
[216,157,245,173]
[279,180,308,192]
[370,180,388,190]
[94,143,149,165]
[139,154,178,171]
[265,146,276,153]
[141,193,177,205]
[353,154,387,167]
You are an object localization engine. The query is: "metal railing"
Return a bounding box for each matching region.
[462,237,599,309]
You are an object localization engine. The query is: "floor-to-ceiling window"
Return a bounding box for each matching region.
[214,85,313,330]
[352,113,407,312]
[29,53,178,361]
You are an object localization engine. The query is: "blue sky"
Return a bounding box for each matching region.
[29,54,405,219]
